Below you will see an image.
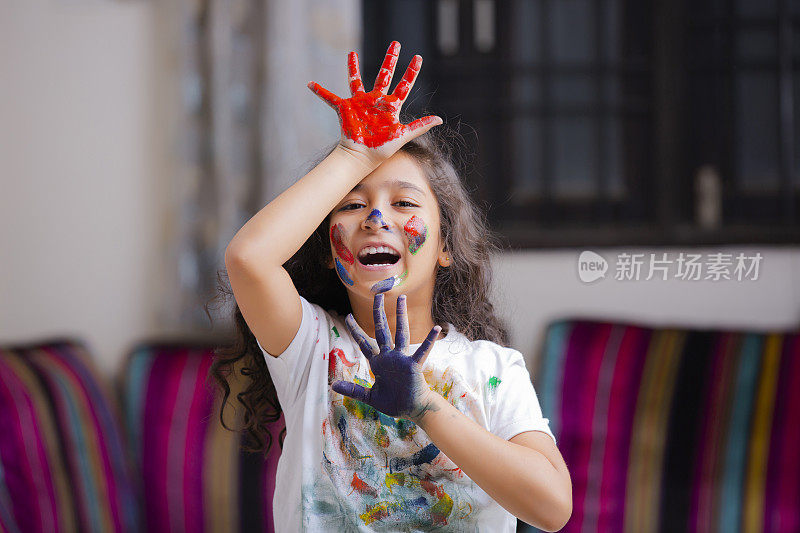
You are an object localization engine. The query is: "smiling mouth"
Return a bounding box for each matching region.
[357,246,401,267]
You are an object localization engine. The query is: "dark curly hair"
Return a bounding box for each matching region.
[208,123,509,454]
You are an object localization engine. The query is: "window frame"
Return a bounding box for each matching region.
[362,0,800,249]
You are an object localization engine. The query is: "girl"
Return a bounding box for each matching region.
[219,41,572,532]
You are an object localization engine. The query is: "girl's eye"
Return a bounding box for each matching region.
[339,203,364,211]
[394,201,418,208]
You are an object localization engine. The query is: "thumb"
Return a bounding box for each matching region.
[307,81,342,110]
[401,115,443,144]
[332,380,371,403]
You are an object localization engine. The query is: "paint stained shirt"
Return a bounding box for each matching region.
[257,296,556,532]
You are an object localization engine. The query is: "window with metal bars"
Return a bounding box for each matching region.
[362,0,800,248]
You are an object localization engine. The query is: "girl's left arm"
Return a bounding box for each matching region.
[415,392,572,532]
[334,294,571,530]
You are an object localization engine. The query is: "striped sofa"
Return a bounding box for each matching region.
[4,321,799,533]
[0,338,284,533]
[528,320,800,533]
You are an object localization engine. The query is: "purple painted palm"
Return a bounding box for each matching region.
[332,293,440,421]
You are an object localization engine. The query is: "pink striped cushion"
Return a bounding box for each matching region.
[0,339,139,533]
[533,321,800,533]
[119,342,285,533]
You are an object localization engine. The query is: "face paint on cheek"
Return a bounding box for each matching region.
[330,223,354,264]
[370,269,408,294]
[403,215,428,255]
[335,258,354,286]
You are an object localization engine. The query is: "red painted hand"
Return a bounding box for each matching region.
[307,41,442,164]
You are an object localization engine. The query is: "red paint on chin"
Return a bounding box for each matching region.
[330,224,354,265]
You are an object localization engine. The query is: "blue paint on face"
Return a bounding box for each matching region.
[370,277,394,294]
[365,208,388,229]
[369,270,408,294]
[335,258,354,286]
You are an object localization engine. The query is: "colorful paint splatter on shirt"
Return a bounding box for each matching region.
[487,376,502,391]
[313,348,486,529]
[485,376,502,403]
[330,348,356,368]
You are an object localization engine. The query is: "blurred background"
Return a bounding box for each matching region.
[1,0,799,380]
[3,1,800,532]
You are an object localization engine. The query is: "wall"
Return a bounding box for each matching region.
[492,247,800,373]
[1,0,798,381]
[0,0,161,378]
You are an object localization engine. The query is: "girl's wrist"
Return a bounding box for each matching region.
[411,390,444,427]
[333,142,384,173]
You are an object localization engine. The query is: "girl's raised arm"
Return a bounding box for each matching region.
[225,41,441,357]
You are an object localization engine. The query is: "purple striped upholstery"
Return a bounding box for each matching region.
[0,340,139,533]
[119,342,285,533]
[532,321,800,533]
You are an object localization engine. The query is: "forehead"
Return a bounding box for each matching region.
[350,152,432,196]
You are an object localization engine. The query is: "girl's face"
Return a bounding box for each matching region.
[328,151,446,302]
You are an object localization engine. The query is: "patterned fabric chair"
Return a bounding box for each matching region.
[0,338,285,533]
[527,320,800,533]
[0,339,139,533]
[118,341,285,533]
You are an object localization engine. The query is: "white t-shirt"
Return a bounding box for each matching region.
[257,296,556,532]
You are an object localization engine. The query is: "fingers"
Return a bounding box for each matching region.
[345,313,378,358]
[395,294,410,352]
[347,51,365,94]
[391,55,422,103]
[307,81,342,108]
[412,325,442,366]
[332,380,370,403]
[403,115,443,143]
[372,293,393,352]
[373,41,401,94]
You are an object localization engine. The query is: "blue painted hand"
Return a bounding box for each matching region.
[332,293,441,422]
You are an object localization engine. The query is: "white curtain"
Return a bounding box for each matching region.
[159,0,360,332]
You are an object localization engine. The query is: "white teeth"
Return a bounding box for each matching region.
[358,245,398,258]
